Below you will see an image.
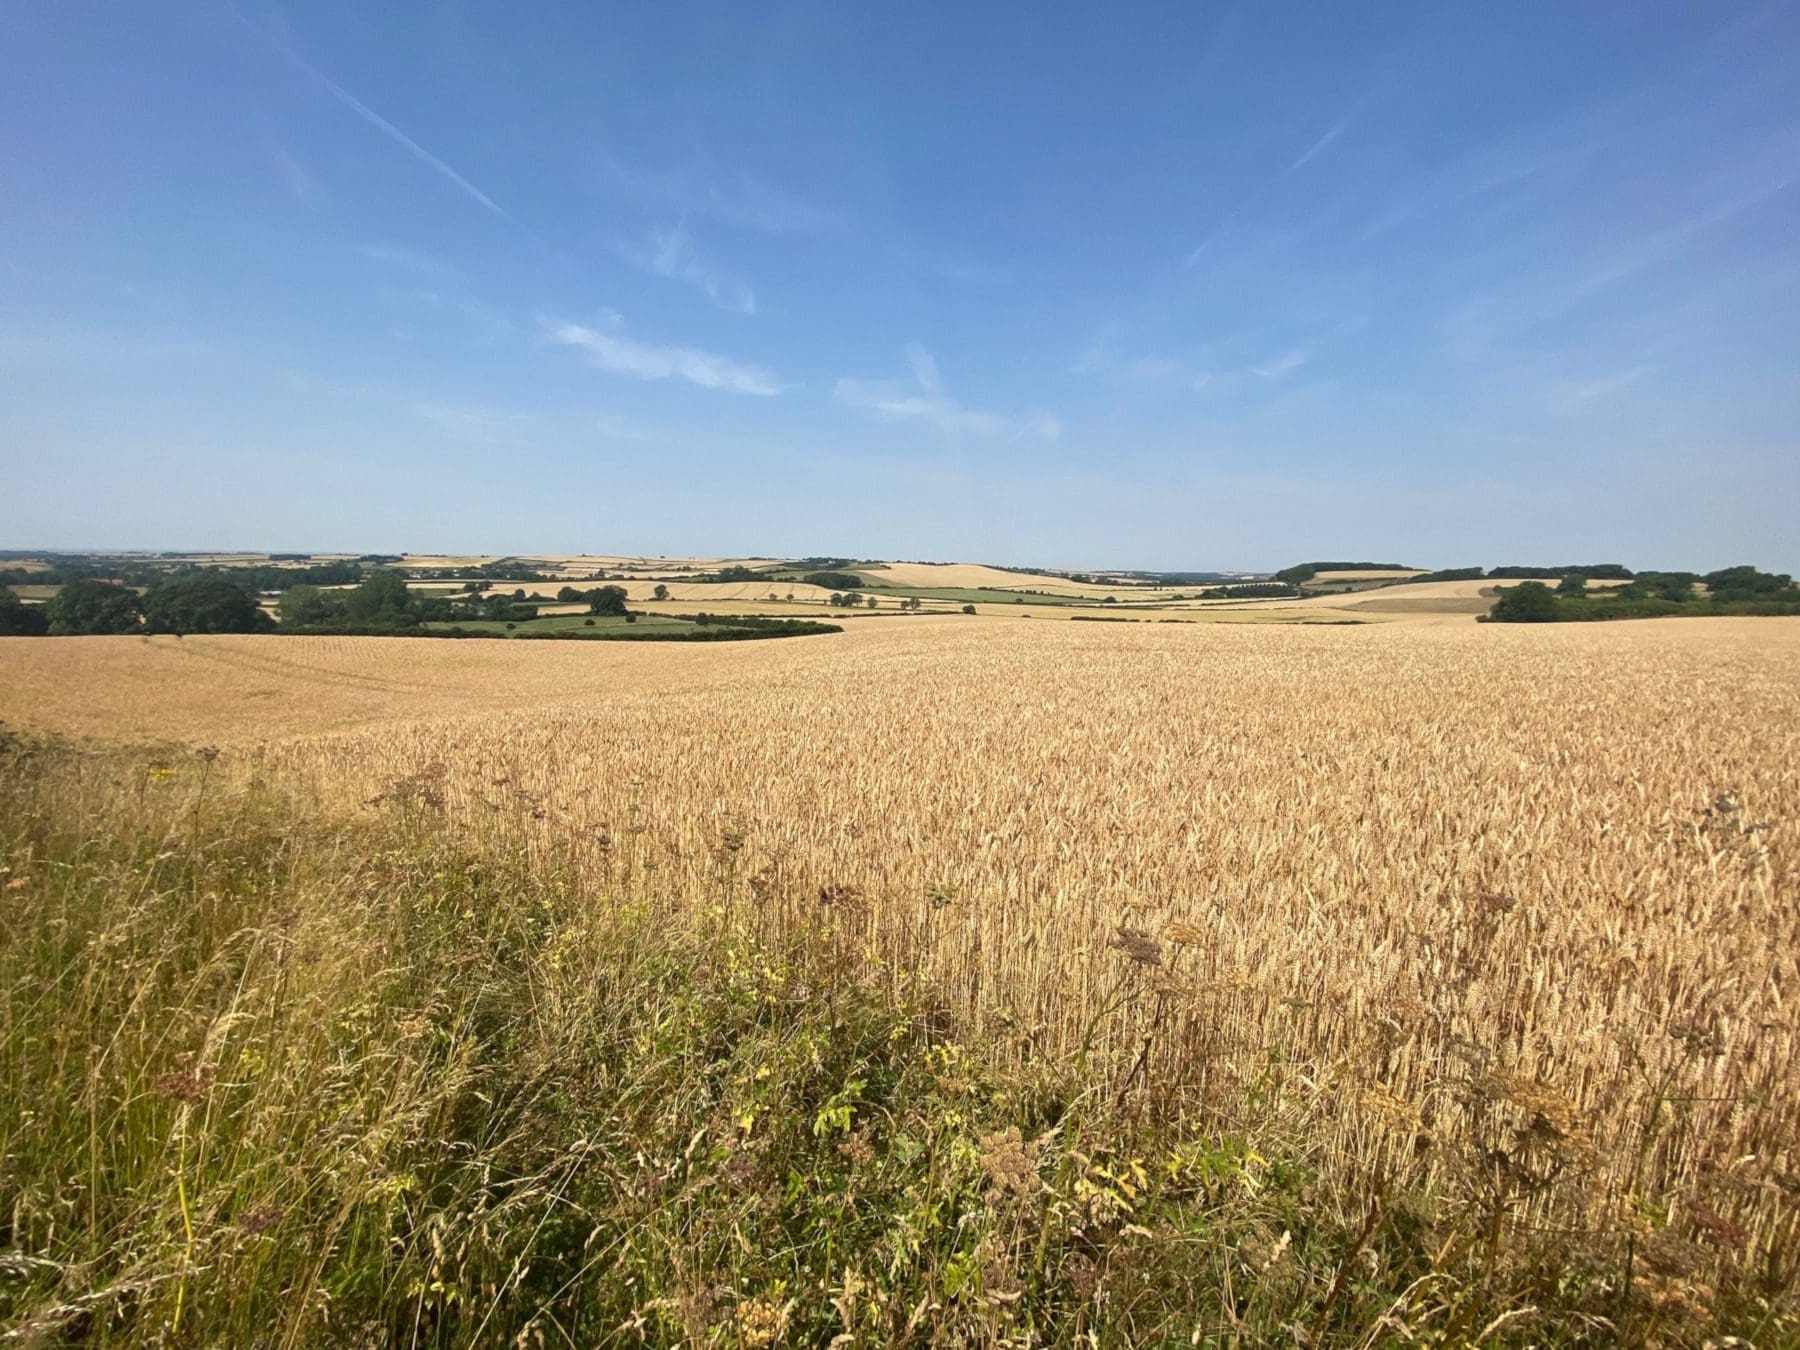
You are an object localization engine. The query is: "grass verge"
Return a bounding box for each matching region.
[0,735,1788,1345]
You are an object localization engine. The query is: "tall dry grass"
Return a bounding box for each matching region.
[4,728,1655,1346]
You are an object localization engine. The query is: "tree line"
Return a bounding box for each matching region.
[0,558,366,592]
[0,572,638,637]
[1485,566,1800,622]
[2,575,275,636]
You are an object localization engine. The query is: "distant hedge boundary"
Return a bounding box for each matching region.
[293,619,844,642]
[1501,598,1800,623]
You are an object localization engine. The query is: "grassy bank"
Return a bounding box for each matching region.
[0,736,1789,1345]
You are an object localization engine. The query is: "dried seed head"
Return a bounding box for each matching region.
[153,1066,216,1105]
[1669,1020,1725,1057]
[237,1203,285,1235]
[1109,926,1162,966]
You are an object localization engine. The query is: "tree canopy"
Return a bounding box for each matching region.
[343,571,415,624]
[1486,581,1559,623]
[46,580,143,635]
[143,575,272,634]
[0,589,50,636]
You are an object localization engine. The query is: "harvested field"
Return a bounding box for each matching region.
[1342,595,1494,614]
[1309,568,1427,583]
[857,561,1158,594]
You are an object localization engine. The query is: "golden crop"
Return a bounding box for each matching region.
[4,616,1797,1265]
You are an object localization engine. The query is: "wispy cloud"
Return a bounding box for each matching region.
[1547,364,1655,416]
[1070,334,1182,381]
[411,401,528,442]
[284,49,508,219]
[1183,212,1240,268]
[264,138,323,206]
[623,222,756,314]
[1185,90,1376,264]
[1250,347,1312,379]
[594,152,840,235]
[835,344,1061,439]
[1286,120,1349,174]
[545,316,784,396]
[1577,158,1800,298]
[593,412,663,442]
[1074,324,1320,390]
[1443,148,1800,363]
[357,243,462,281]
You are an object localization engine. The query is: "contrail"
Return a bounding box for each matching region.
[286,49,509,220]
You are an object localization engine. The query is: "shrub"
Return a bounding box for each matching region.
[1485,581,1559,622]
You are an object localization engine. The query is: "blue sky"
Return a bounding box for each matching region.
[2,2,1796,570]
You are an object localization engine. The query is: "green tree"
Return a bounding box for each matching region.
[652,584,671,601]
[280,585,336,628]
[961,604,976,615]
[586,585,629,616]
[46,579,143,635]
[1488,581,1559,623]
[1556,573,1588,596]
[1702,565,1794,601]
[343,571,415,625]
[1621,572,1698,602]
[143,575,271,634]
[0,588,50,636]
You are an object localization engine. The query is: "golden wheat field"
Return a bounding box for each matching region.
[3,617,1798,1267]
